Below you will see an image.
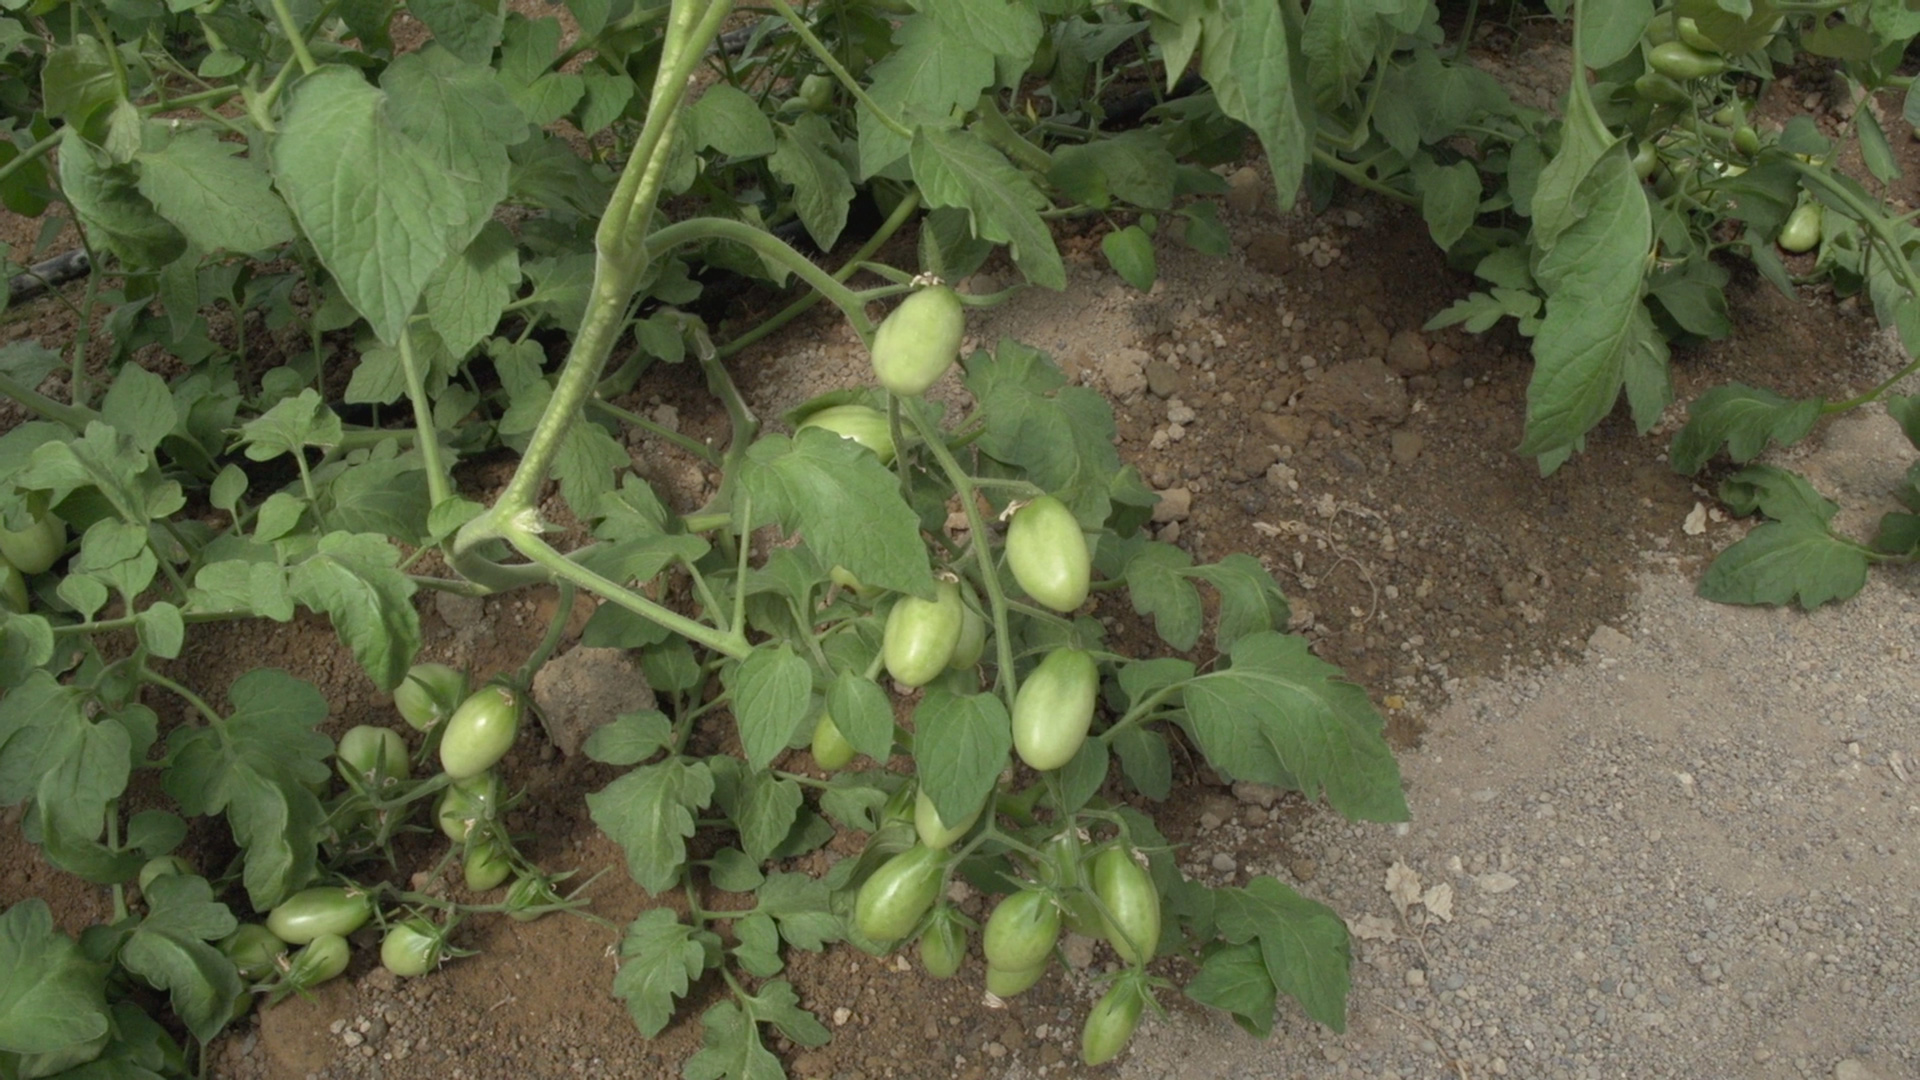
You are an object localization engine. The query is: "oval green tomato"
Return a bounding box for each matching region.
[1779,202,1822,253]
[1092,848,1161,965]
[436,770,502,842]
[882,581,963,687]
[1005,496,1090,612]
[379,919,445,978]
[1632,71,1691,107]
[870,285,964,396]
[1676,16,1722,53]
[982,889,1061,971]
[812,714,857,771]
[0,563,26,613]
[1734,125,1762,157]
[0,512,64,575]
[948,593,986,670]
[798,72,833,112]
[393,663,466,731]
[853,843,946,944]
[913,788,981,850]
[1081,981,1145,1066]
[1648,41,1726,80]
[799,404,896,464]
[464,837,513,891]
[286,933,350,988]
[337,725,410,787]
[138,855,193,893]
[1011,648,1098,772]
[1630,142,1659,181]
[984,961,1046,997]
[220,924,289,981]
[267,886,372,945]
[918,910,966,979]
[439,685,521,780]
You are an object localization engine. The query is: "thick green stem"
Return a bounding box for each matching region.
[1311,148,1418,206]
[906,408,1019,710]
[0,130,60,191]
[647,216,878,340]
[267,0,318,75]
[974,96,1052,173]
[397,327,454,510]
[588,398,720,464]
[765,0,912,138]
[0,371,100,430]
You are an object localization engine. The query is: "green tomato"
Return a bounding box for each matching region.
[1092,848,1161,965]
[393,663,466,732]
[1081,980,1146,1066]
[285,933,350,989]
[1676,16,1722,53]
[1643,13,1677,45]
[811,714,857,770]
[436,770,502,842]
[0,563,27,613]
[439,685,521,780]
[464,837,513,891]
[799,404,896,464]
[798,72,834,113]
[984,961,1046,997]
[882,580,964,687]
[948,590,986,670]
[982,889,1061,972]
[1779,202,1823,253]
[1648,41,1727,80]
[220,924,289,981]
[1630,142,1659,181]
[854,843,947,944]
[1011,648,1098,772]
[1632,71,1691,107]
[1734,125,1761,157]
[1005,496,1090,612]
[918,908,966,978]
[337,724,410,787]
[137,855,193,893]
[0,512,65,575]
[266,886,372,945]
[830,565,881,600]
[913,788,981,850]
[870,284,965,396]
[379,919,446,978]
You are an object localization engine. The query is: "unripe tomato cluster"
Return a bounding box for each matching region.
[0,510,65,613]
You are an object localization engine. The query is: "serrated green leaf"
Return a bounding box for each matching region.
[0,899,109,1056]
[587,758,714,894]
[1300,0,1425,106]
[710,758,803,862]
[425,220,519,359]
[237,388,343,462]
[827,670,894,763]
[909,126,1065,290]
[1185,941,1279,1037]
[770,115,854,252]
[135,127,294,254]
[0,612,54,688]
[41,36,119,127]
[321,456,432,545]
[136,602,185,659]
[1048,133,1179,210]
[708,848,765,893]
[1410,154,1481,250]
[0,671,134,882]
[160,669,331,909]
[1579,0,1654,67]
[725,645,812,773]
[1669,384,1823,475]
[578,71,635,136]
[1718,464,1838,525]
[740,429,934,600]
[409,0,505,64]
[1120,541,1202,651]
[120,875,242,1044]
[911,690,1010,831]
[1111,725,1172,800]
[1698,518,1870,610]
[273,66,469,343]
[1215,876,1351,1031]
[1193,553,1290,650]
[1181,632,1406,822]
[731,911,784,977]
[58,130,186,268]
[683,1001,784,1080]
[756,872,841,952]
[920,0,1043,58]
[583,710,672,766]
[287,532,420,690]
[691,83,775,159]
[818,771,898,832]
[1201,0,1311,209]
[961,340,1123,525]
[1101,225,1157,291]
[857,16,994,178]
[99,366,177,456]
[612,909,707,1038]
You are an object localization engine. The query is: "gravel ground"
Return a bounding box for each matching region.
[1074,410,1920,1080]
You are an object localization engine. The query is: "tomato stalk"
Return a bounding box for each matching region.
[1786,162,1920,412]
[396,326,454,511]
[766,0,912,140]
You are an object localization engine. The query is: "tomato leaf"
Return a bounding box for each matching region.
[287,532,421,691]
[770,115,854,251]
[587,758,715,895]
[855,16,993,178]
[161,669,332,910]
[757,872,841,952]
[1214,876,1352,1032]
[683,1000,785,1080]
[818,771,900,833]
[827,670,896,764]
[134,127,294,254]
[709,757,803,863]
[909,126,1066,290]
[1180,632,1408,823]
[0,899,110,1056]
[612,909,709,1038]
[582,710,672,766]
[57,131,186,268]
[1200,0,1311,208]
[962,340,1125,527]
[119,875,243,1044]
[1116,539,1202,651]
[424,221,520,359]
[1669,384,1823,475]
[731,912,784,978]
[1192,553,1291,651]
[0,671,141,883]
[724,645,813,773]
[739,430,934,600]
[691,84,775,158]
[1185,941,1279,1037]
[272,66,469,343]
[408,0,505,64]
[1101,225,1157,291]
[1697,519,1870,610]
[911,690,1012,831]
[1111,726,1173,800]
